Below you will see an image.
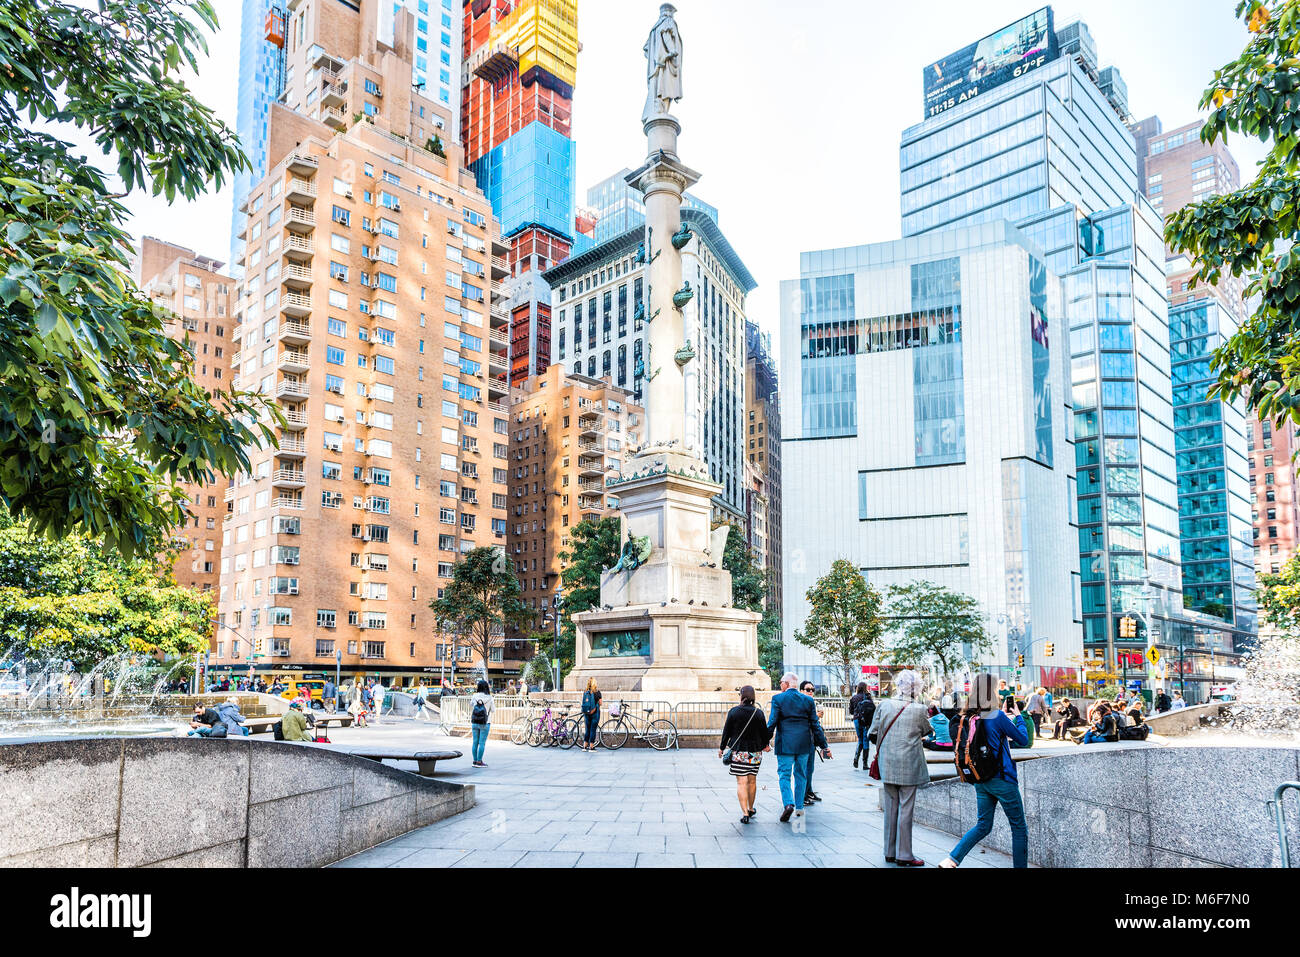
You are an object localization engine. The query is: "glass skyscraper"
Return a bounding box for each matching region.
[232,0,279,272]
[899,9,1185,674]
[586,169,718,245]
[1169,298,1257,653]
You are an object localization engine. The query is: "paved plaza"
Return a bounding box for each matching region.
[327,720,1019,868]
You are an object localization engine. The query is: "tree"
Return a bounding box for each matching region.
[1164,1,1300,426]
[793,559,885,693]
[0,1,277,559]
[885,580,992,679]
[557,517,621,674]
[720,522,765,612]
[424,135,445,157]
[0,513,212,671]
[756,608,784,687]
[429,546,532,680]
[1259,551,1300,638]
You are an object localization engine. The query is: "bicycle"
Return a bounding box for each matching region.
[599,700,677,751]
[509,698,538,745]
[527,699,580,749]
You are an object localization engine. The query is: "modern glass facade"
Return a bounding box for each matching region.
[898,29,1185,675]
[388,0,459,110]
[586,169,718,245]
[1170,299,1256,639]
[231,0,279,271]
[780,223,1078,688]
[470,121,576,243]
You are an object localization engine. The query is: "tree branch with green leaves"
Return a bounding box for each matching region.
[794,559,885,693]
[0,0,278,558]
[885,580,992,679]
[1165,0,1300,427]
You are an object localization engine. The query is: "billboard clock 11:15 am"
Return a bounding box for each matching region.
[922,6,1059,119]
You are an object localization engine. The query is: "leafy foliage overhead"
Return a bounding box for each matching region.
[1164,0,1300,426]
[721,522,766,613]
[0,0,277,558]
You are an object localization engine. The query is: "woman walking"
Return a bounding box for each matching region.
[718,685,773,823]
[942,672,1030,868]
[580,678,602,752]
[469,679,494,767]
[849,682,875,770]
[867,669,933,867]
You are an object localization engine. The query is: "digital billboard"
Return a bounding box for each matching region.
[922,7,1058,119]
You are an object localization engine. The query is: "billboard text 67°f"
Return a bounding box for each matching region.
[922,6,1058,119]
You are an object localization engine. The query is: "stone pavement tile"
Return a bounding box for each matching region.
[329,845,417,868]
[635,852,695,868]
[494,832,563,853]
[804,852,877,868]
[528,808,580,821]
[620,809,662,822]
[606,834,668,854]
[583,810,622,822]
[513,851,582,868]
[713,833,778,854]
[662,835,732,856]
[637,821,692,836]
[574,852,640,868]
[551,833,616,853]
[536,820,594,836]
[450,849,527,867]
[389,847,472,868]
[748,852,817,867]
[662,810,709,822]
[588,820,641,835]
[685,820,743,837]
[693,854,756,867]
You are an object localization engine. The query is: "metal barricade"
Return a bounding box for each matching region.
[1269,781,1300,868]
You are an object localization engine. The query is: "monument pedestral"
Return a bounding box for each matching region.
[564,5,769,697]
[565,452,768,694]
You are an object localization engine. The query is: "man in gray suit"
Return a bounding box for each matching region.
[767,672,831,822]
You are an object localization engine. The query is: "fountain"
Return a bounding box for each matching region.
[1201,629,1300,740]
[0,645,202,740]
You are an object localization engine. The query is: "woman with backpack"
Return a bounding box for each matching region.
[942,672,1030,868]
[849,682,875,770]
[469,679,494,767]
[580,678,602,752]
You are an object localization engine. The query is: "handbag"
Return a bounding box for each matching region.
[868,707,904,781]
[722,707,758,765]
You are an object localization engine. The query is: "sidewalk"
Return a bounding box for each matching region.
[327,724,1022,868]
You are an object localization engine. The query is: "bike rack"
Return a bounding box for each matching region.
[1270,781,1300,868]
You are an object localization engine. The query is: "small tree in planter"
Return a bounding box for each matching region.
[424,135,445,158]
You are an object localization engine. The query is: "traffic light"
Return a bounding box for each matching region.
[1016,653,1025,668]
[1044,642,1055,657]
[1119,616,1136,639]
[255,638,264,656]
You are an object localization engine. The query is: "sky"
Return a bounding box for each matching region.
[124,0,1269,356]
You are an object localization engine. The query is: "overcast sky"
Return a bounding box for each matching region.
[125,0,1267,354]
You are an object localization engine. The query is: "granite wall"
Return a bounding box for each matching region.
[0,737,474,867]
[913,746,1300,867]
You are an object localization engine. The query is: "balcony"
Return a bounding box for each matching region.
[271,496,304,511]
[320,77,348,108]
[285,177,317,202]
[280,409,309,430]
[284,206,315,233]
[277,321,311,346]
[275,379,309,400]
[487,398,509,413]
[578,416,604,438]
[276,435,308,459]
[223,486,236,502]
[229,350,242,369]
[321,107,348,130]
[491,255,510,279]
[287,152,318,176]
[271,468,306,488]
[489,328,509,350]
[278,349,311,373]
[579,479,604,492]
[578,455,604,478]
[281,263,313,289]
[281,293,312,318]
[488,350,509,377]
[578,493,604,509]
[489,304,509,329]
[282,235,314,262]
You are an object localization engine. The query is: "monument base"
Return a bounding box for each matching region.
[565,603,770,693]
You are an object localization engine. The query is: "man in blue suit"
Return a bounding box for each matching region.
[767,672,832,821]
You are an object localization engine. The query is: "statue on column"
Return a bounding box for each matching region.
[642,4,683,123]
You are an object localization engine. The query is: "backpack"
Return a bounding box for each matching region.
[273,720,284,740]
[1120,723,1149,741]
[582,690,596,715]
[953,715,1002,784]
[854,696,875,724]
[471,698,489,725]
